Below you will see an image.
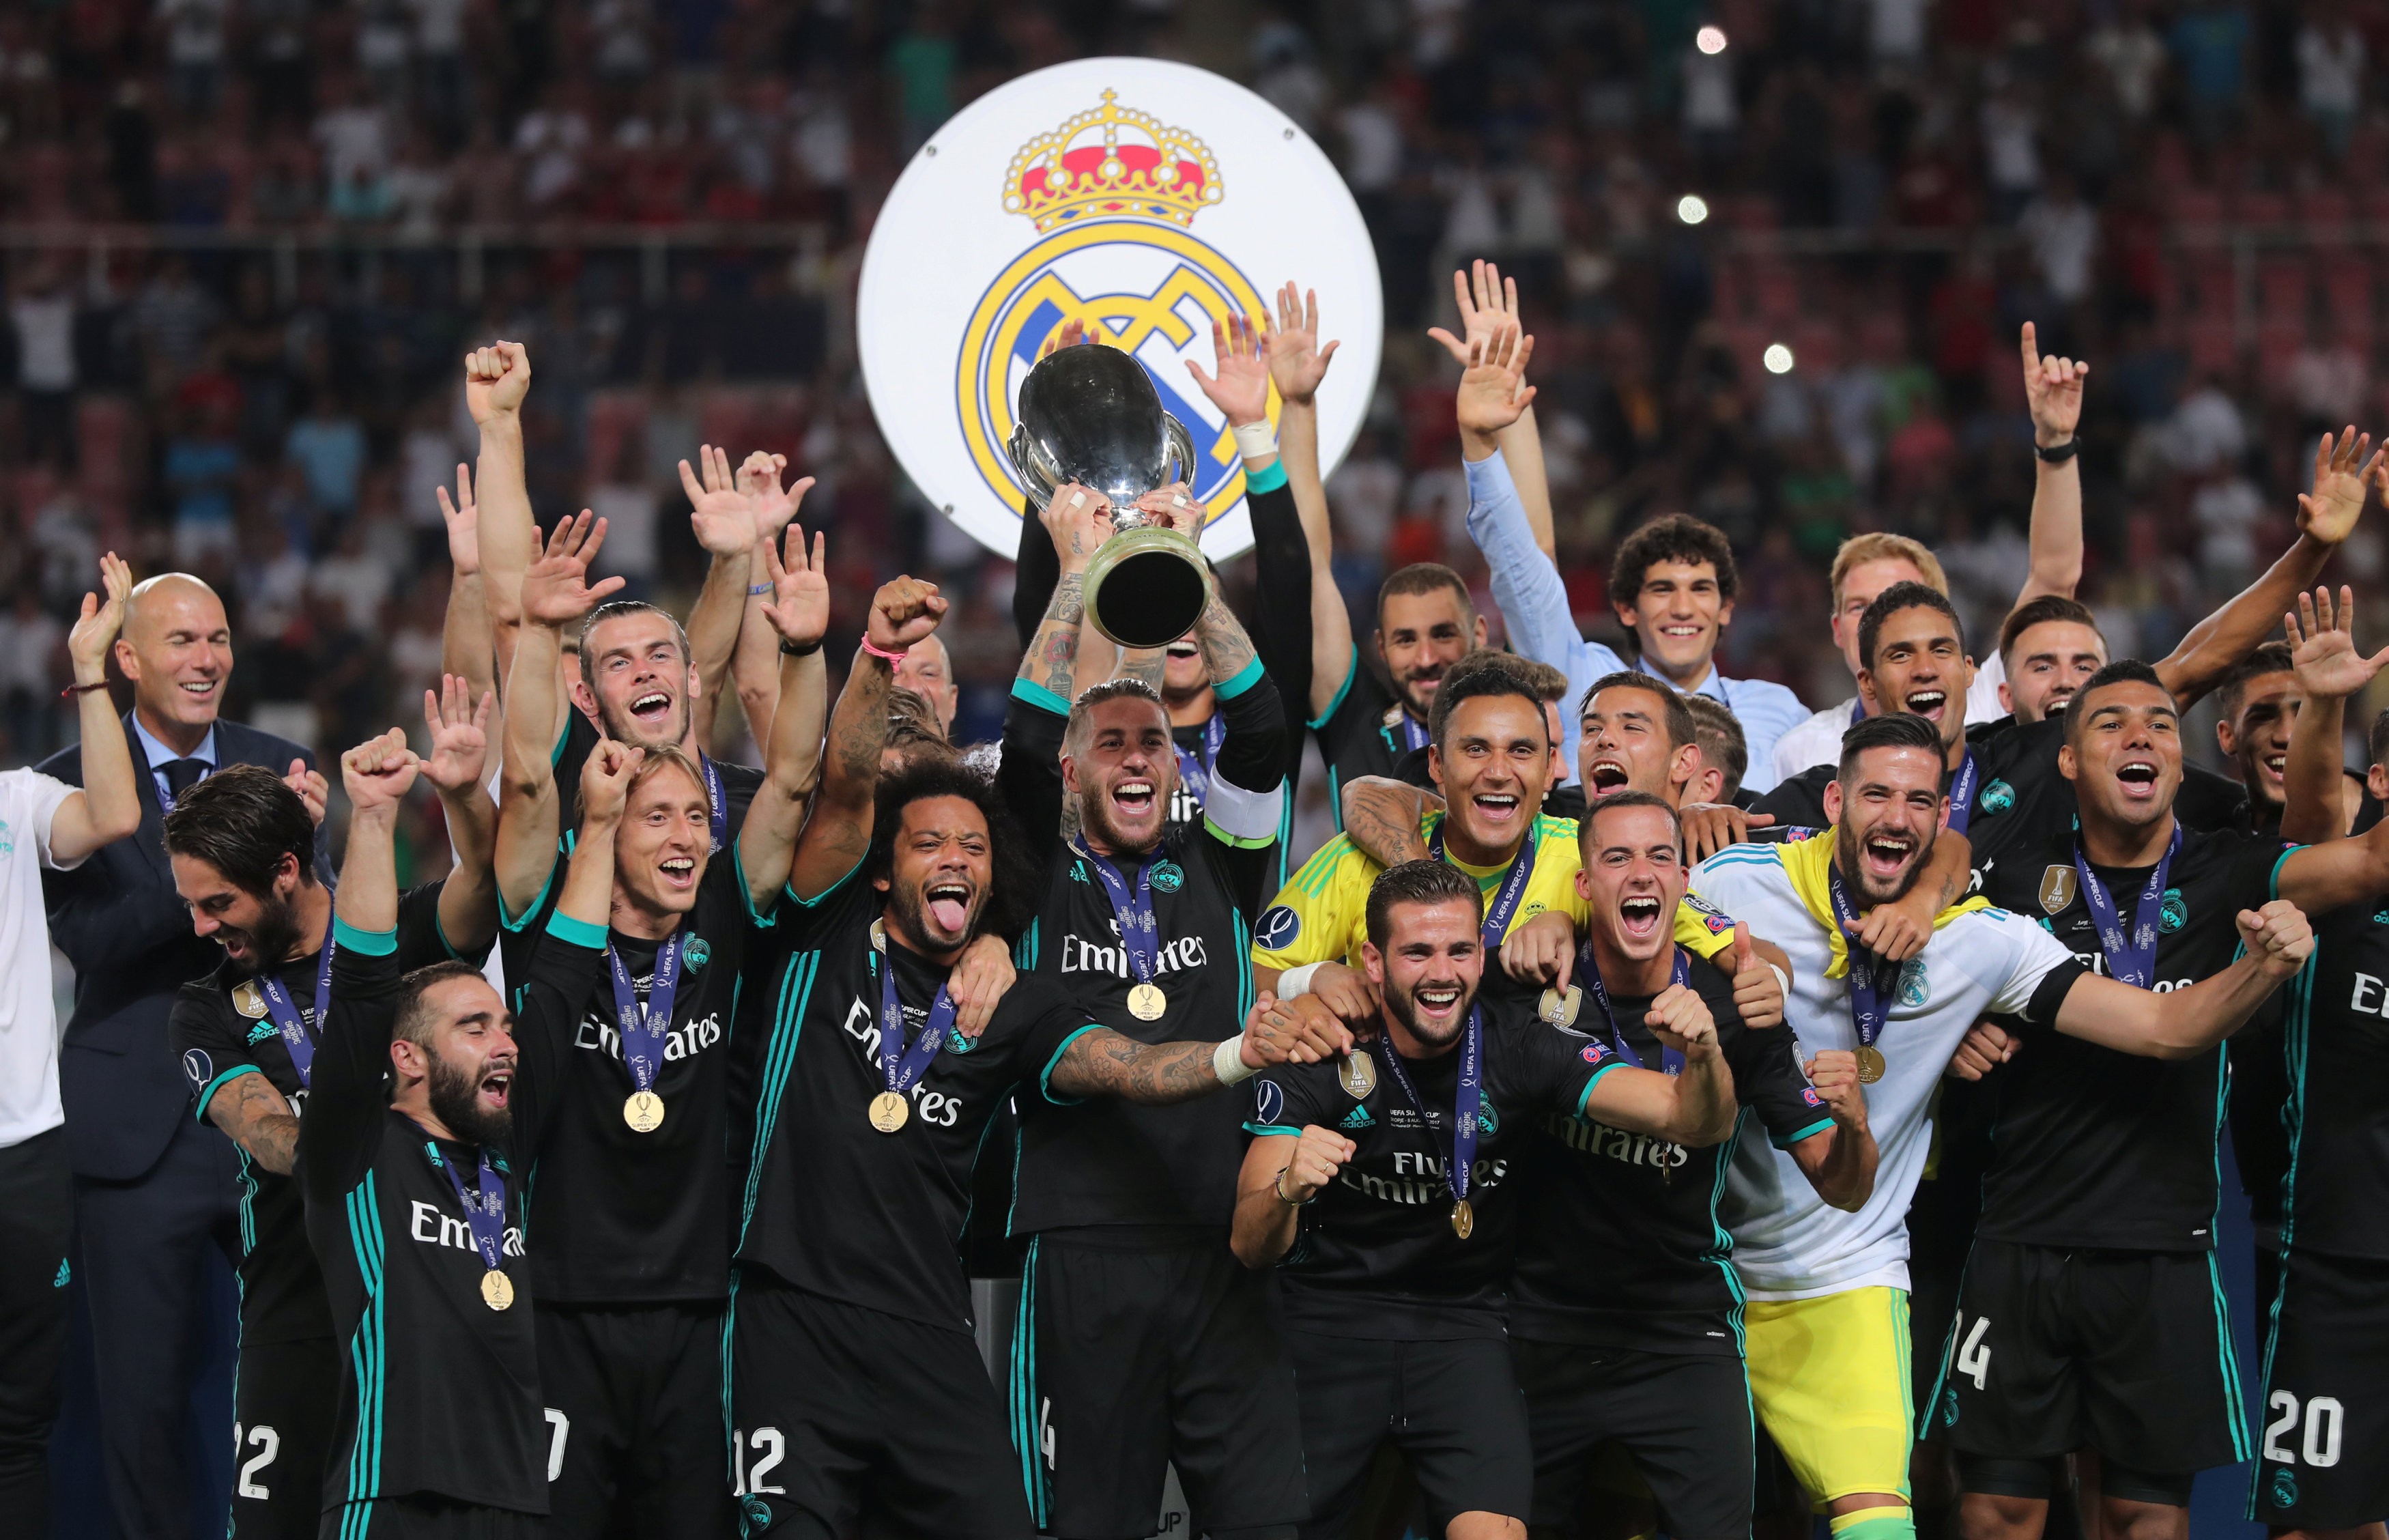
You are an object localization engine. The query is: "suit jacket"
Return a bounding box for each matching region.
[38,713,326,1182]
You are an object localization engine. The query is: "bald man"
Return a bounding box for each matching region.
[38,570,330,1540]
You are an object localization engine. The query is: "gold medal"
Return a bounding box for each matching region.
[869,1090,910,1133]
[623,1090,666,1133]
[480,1269,515,1311]
[1336,1050,1377,1100]
[868,919,886,952]
[231,982,268,1020]
[1127,982,1168,1021]
[1855,1045,1886,1084]
[1450,1199,1474,1240]
[1538,985,1582,1028]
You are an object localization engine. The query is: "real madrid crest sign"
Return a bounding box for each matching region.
[858,59,1383,560]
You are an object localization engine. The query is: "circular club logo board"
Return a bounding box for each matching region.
[859,57,1383,561]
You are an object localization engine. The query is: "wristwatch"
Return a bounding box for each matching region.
[2035,437,2080,464]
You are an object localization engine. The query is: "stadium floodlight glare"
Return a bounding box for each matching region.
[1677,194,1711,225]
[1696,25,1728,53]
[1763,343,1796,374]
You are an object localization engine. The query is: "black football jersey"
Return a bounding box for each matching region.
[169,883,470,1346]
[504,851,757,1305]
[1310,651,1437,818]
[1243,1001,1601,1339]
[733,865,1088,1331]
[300,922,597,1517]
[1977,826,2285,1250]
[1508,958,1833,1355]
[2270,896,2389,1260]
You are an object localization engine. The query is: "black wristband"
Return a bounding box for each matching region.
[779,636,822,658]
[2034,437,2080,464]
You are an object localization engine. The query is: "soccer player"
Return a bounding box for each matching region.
[1235,858,1739,1540]
[1261,656,1773,1022]
[997,481,1313,1540]
[1448,302,1804,790]
[1771,324,2092,781]
[1687,711,2314,1540]
[304,730,605,1537]
[1509,793,1877,1540]
[1680,693,1751,807]
[487,524,840,1538]
[164,685,496,1540]
[728,627,1347,1540]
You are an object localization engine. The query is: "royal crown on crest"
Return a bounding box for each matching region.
[1003,89,1224,230]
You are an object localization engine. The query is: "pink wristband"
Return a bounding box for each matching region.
[859,636,908,664]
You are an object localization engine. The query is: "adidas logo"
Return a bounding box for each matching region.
[52,1259,70,1288]
[1339,1105,1375,1131]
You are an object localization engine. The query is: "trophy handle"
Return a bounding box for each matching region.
[1007,422,1059,511]
[1163,414,1199,500]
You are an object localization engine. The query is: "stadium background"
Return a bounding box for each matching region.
[3,0,2377,1532]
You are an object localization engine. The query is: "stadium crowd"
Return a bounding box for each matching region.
[9,5,2389,1540]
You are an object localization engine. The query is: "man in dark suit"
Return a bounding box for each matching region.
[38,573,326,1539]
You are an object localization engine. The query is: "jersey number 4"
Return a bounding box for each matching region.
[2263,1392,2346,1468]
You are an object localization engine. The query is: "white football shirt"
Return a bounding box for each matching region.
[0,769,87,1147]
[1690,840,2080,1300]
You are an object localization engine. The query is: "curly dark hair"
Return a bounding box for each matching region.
[1610,513,1739,608]
[862,756,1039,943]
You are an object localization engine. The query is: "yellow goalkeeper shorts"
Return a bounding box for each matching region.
[1743,1286,1915,1506]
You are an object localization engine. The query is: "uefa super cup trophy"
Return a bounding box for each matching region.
[1007,343,1207,649]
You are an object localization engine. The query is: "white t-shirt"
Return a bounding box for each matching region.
[0,769,86,1146]
[1770,651,2007,784]
[1689,845,2078,1299]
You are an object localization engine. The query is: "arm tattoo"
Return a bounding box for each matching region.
[1024,573,1086,696]
[1194,589,1258,684]
[1343,779,1431,866]
[1052,1029,1222,1104]
[830,661,891,790]
[1113,646,1165,691]
[213,1074,302,1175]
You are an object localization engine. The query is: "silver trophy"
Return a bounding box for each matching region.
[1007,344,1207,649]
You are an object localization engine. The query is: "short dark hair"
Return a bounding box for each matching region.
[1428,651,1551,752]
[1581,788,1683,853]
[161,765,317,895]
[1837,711,1947,790]
[1610,513,1739,606]
[2216,642,2297,725]
[395,959,493,1050]
[1857,581,1964,674]
[2063,659,2173,745]
[1508,655,1570,704]
[577,600,691,689]
[886,688,953,754]
[863,756,1038,941]
[1578,669,1696,752]
[1364,859,1483,948]
[2369,709,2389,773]
[1063,677,1169,757]
[1999,595,2104,666]
[1680,695,1748,801]
[1375,563,1475,630]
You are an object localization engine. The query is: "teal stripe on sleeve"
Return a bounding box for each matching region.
[195,1063,262,1122]
[499,859,556,934]
[1036,1025,1104,1104]
[1242,1122,1303,1137]
[1011,677,1070,716]
[1215,655,1265,700]
[333,919,398,957]
[1771,1115,1835,1149]
[1244,459,1289,494]
[1573,1059,1625,1114]
[1306,646,1359,732]
[543,910,607,949]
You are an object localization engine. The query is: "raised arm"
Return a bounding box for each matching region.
[435,464,498,708]
[556,740,632,934]
[496,512,624,918]
[678,445,766,756]
[1263,282,1346,720]
[463,343,535,689]
[1786,1049,1878,1212]
[1577,985,1738,1147]
[2278,585,2384,844]
[48,554,139,861]
[2156,428,2380,710]
[335,730,420,937]
[2052,900,2312,1058]
[790,577,947,900]
[1014,485,1114,704]
[2013,322,2088,607]
[736,524,833,907]
[1432,261,1556,558]
[418,674,500,956]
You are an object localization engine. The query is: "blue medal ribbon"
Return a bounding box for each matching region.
[1945,747,1979,836]
[1581,945,1692,1077]
[1072,841,1163,990]
[1427,818,1539,954]
[2073,825,2180,990]
[1825,862,1894,1059]
[1172,713,1227,805]
[422,1137,509,1276]
[255,937,335,1087]
[1375,1004,1483,1211]
[874,949,957,1102]
[1397,712,1431,754]
[698,752,726,851]
[605,934,683,1097]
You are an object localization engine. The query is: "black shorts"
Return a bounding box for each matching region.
[317,1494,543,1540]
[730,1273,1031,1540]
[1285,1325,1531,1540]
[234,1336,340,1540]
[1509,1339,1752,1540]
[1931,1239,2246,1475]
[2248,1247,2389,1530]
[1014,1232,1306,1539]
[535,1300,733,1539]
